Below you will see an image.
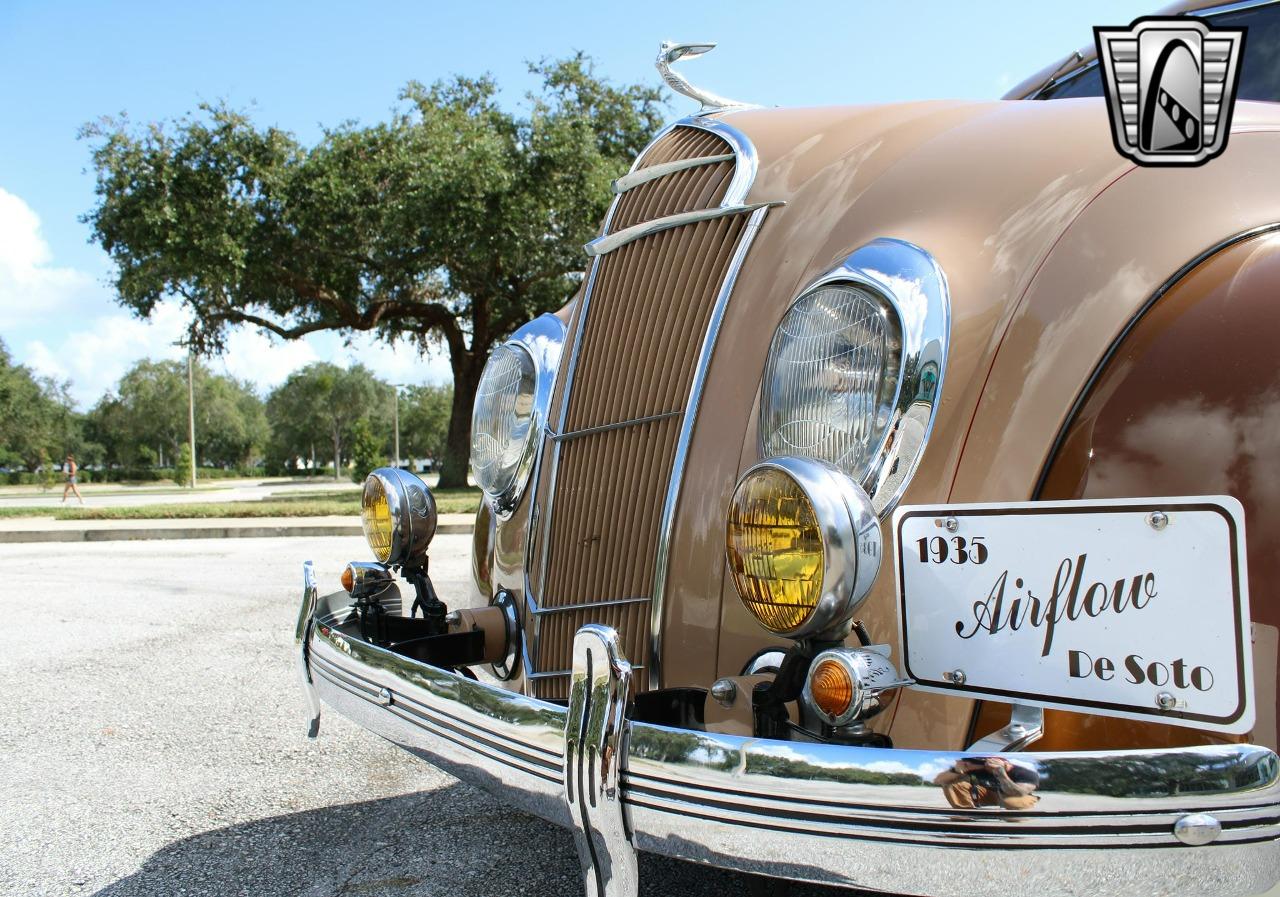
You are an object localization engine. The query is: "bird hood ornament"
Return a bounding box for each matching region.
[656,41,756,115]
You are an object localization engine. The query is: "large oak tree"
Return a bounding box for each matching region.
[83,57,664,487]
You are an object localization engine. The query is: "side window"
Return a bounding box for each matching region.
[1036,2,1280,103]
[1211,2,1280,102]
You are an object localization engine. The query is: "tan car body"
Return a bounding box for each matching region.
[479,94,1280,753]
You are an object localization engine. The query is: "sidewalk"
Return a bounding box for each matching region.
[0,513,475,543]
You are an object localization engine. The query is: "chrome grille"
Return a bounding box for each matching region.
[524,121,769,699]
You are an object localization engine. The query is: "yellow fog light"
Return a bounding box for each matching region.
[360,467,438,569]
[725,457,881,639]
[726,468,824,633]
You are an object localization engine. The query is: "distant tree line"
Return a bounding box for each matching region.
[0,338,449,484]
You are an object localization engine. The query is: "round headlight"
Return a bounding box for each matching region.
[361,467,437,568]
[760,283,903,487]
[725,457,881,639]
[470,343,537,515]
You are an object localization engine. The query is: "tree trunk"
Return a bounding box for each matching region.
[438,351,487,489]
[332,426,341,482]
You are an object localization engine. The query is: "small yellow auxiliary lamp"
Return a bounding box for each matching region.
[360,467,438,571]
[725,456,881,641]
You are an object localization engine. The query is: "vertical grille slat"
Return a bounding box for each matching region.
[525,125,763,699]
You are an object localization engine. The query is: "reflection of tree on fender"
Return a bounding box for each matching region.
[934,757,1040,810]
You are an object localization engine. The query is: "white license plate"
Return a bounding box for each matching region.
[893,496,1253,733]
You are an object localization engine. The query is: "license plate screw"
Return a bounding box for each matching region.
[1147,510,1169,530]
[1155,691,1182,711]
[937,516,959,533]
[945,668,967,685]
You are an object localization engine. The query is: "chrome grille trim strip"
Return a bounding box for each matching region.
[531,596,652,616]
[611,153,734,194]
[548,410,682,443]
[648,204,770,690]
[584,201,782,257]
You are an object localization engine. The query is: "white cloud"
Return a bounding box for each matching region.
[0,187,102,331]
[3,187,456,406]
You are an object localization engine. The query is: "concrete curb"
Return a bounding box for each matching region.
[0,522,474,544]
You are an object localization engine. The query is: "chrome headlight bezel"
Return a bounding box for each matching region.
[759,238,950,518]
[471,314,565,519]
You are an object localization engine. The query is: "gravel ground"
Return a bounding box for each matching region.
[0,536,854,897]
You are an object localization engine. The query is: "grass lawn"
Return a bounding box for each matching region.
[0,488,481,520]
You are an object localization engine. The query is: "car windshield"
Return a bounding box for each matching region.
[1038,3,1280,102]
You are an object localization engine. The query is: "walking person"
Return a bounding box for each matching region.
[61,454,84,504]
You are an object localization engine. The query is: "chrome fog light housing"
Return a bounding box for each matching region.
[725,456,882,640]
[361,467,438,569]
[759,239,949,517]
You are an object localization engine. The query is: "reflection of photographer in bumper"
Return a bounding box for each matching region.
[935,757,1040,810]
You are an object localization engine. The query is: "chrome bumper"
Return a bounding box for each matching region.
[297,564,1280,897]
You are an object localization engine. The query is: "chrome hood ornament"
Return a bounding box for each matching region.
[656,41,755,115]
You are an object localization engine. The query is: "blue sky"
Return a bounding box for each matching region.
[0,0,1149,406]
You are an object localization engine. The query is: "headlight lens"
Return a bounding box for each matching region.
[760,284,902,486]
[725,466,825,634]
[360,467,437,568]
[470,343,537,513]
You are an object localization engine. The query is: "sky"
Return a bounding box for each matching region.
[0,0,1150,408]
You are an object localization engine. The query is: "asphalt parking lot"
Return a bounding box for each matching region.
[0,535,854,897]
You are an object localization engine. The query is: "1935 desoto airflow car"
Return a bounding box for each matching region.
[295,2,1280,894]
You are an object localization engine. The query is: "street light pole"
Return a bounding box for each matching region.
[393,386,401,470]
[186,350,197,488]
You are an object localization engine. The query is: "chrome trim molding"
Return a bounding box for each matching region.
[655,41,756,116]
[300,588,1280,897]
[484,314,567,520]
[297,561,321,738]
[727,456,882,641]
[584,201,782,258]
[649,204,770,688]
[565,626,638,897]
[759,238,951,519]
[548,410,682,444]
[532,596,651,616]
[611,153,734,194]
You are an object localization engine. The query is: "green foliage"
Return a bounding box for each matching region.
[38,449,58,492]
[266,362,390,480]
[82,56,665,487]
[347,418,385,483]
[0,338,80,471]
[173,443,194,487]
[88,358,267,470]
[399,383,451,464]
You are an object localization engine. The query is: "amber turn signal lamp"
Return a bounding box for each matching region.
[340,565,354,593]
[809,657,854,720]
